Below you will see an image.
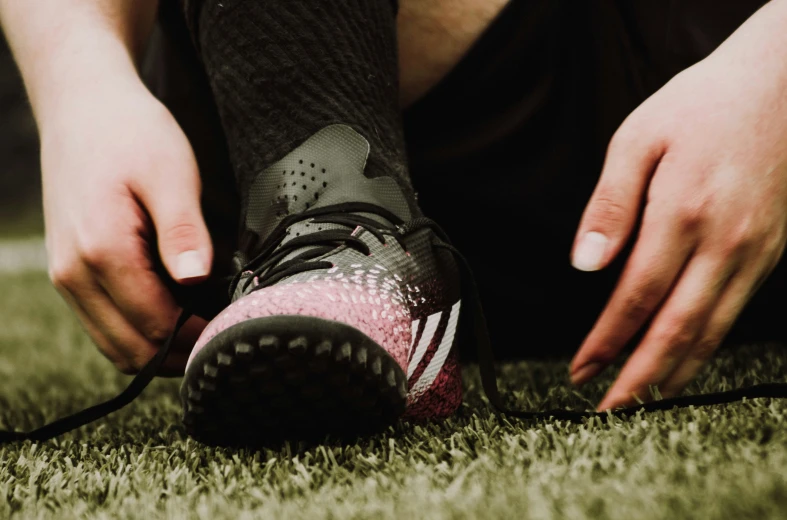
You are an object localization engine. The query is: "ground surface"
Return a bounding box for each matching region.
[0,269,785,520]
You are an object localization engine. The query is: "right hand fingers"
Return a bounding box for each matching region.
[130,129,213,285]
[40,88,213,374]
[50,235,204,375]
[95,134,214,370]
[88,244,207,375]
[80,217,181,343]
[51,261,185,374]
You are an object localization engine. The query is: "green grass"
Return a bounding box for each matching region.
[0,271,785,519]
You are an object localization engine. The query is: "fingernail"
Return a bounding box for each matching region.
[571,362,603,386]
[596,395,619,412]
[175,250,207,280]
[572,232,608,272]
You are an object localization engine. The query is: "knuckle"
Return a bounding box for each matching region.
[130,351,155,373]
[761,233,786,260]
[113,360,139,375]
[48,259,80,290]
[726,237,755,257]
[677,202,708,234]
[589,345,619,366]
[622,298,652,325]
[96,349,131,374]
[144,323,172,344]
[78,238,113,270]
[657,320,696,358]
[162,220,202,251]
[98,347,135,375]
[656,311,699,357]
[608,123,639,153]
[105,346,152,375]
[723,219,761,255]
[693,337,720,361]
[590,189,631,227]
[620,284,662,325]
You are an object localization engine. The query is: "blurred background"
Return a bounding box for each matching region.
[0,31,44,238]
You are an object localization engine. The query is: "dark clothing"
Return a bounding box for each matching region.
[401,0,785,357]
[144,0,785,359]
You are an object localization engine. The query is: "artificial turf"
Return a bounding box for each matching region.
[0,271,785,519]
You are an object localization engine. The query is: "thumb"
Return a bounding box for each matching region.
[136,163,213,284]
[571,123,664,272]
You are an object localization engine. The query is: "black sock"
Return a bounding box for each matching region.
[180,0,416,217]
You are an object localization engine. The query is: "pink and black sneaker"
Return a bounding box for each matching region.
[180,125,464,443]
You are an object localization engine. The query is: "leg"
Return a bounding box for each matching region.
[170,0,471,442]
[145,0,514,320]
[181,0,416,217]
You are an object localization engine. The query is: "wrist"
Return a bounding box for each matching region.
[707,0,787,83]
[25,24,144,132]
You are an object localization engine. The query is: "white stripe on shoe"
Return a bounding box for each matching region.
[408,300,461,397]
[407,312,441,379]
[407,319,420,360]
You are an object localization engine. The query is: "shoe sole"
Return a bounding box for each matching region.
[180,315,408,445]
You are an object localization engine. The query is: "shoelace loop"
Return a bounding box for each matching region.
[233,202,407,296]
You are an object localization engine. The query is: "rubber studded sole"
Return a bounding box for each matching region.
[180,315,408,445]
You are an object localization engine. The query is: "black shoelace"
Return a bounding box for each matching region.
[230,202,409,296]
[1,203,785,443]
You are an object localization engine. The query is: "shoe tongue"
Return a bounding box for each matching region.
[244,124,412,246]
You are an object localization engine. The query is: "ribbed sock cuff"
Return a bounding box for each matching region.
[182,0,414,216]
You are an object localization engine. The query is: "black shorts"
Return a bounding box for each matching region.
[145,0,785,359]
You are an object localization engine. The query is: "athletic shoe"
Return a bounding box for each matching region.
[180,124,463,443]
[8,129,781,446]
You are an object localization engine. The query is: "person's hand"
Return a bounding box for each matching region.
[568,18,787,410]
[41,76,212,375]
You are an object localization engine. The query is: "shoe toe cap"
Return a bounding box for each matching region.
[189,280,411,370]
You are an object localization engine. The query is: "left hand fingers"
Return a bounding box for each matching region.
[595,254,736,410]
[656,258,778,398]
[571,115,665,273]
[569,207,695,385]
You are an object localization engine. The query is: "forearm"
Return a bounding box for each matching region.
[0,0,158,127]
